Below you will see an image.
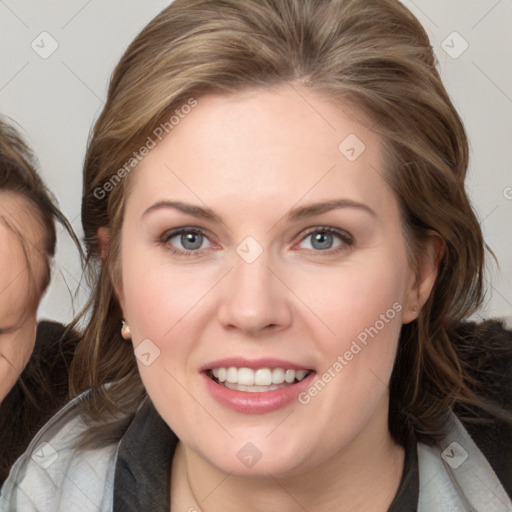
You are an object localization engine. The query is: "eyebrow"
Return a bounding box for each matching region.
[142,198,376,223]
[142,201,223,223]
[287,199,376,222]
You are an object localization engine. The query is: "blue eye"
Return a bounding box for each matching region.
[298,228,352,252]
[162,228,212,253]
[159,226,351,256]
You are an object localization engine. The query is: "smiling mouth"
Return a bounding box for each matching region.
[206,366,314,392]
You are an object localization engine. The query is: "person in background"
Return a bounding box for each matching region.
[0,118,80,484]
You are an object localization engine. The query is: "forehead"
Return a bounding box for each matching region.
[125,86,397,220]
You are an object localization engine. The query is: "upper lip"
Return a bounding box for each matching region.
[200,357,313,372]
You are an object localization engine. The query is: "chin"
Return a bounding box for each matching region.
[192,436,314,478]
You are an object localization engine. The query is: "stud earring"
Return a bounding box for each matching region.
[412,305,419,317]
[121,320,131,340]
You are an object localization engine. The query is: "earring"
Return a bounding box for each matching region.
[121,320,131,340]
[412,305,419,317]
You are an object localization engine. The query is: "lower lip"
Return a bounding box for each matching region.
[202,372,315,414]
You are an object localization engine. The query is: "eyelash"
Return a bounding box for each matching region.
[159,226,354,257]
[297,226,354,255]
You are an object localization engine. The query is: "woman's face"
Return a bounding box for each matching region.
[117,86,437,477]
[0,193,45,401]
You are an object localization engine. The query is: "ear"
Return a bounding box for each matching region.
[402,230,445,324]
[97,226,126,314]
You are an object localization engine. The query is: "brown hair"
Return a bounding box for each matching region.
[0,118,76,293]
[72,0,509,448]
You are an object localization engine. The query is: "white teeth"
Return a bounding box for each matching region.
[209,366,311,387]
[296,369,308,381]
[238,367,255,386]
[226,367,238,383]
[285,369,296,383]
[272,368,285,384]
[255,368,272,386]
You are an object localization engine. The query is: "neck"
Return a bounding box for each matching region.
[170,400,405,512]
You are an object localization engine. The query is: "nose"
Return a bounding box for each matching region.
[217,255,293,336]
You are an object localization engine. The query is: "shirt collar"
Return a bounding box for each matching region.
[388,425,420,511]
[114,398,177,511]
[113,400,419,511]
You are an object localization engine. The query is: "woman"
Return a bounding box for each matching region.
[2,0,511,510]
[0,119,79,484]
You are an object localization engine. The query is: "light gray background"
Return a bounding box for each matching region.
[0,0,511,326]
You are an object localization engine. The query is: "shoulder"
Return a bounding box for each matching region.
[0,391,120,512]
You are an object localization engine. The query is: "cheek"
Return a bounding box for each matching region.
[293,253,408,347]
[119,242,222,388]
[339,268,405,342]
[290,249,408,412]
[121,255,216,341]
[119,252,215,435]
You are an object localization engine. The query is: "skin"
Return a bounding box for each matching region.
[111,86,441,511]
[0,192,46,402]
